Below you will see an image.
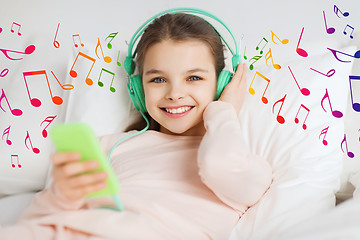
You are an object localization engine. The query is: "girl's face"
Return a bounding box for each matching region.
[142,39,217,136]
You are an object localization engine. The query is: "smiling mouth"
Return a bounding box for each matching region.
[161,106,194,114]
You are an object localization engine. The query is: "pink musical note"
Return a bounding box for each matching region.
[11,155,21,168]
[288,66,310,96]
[2,125,12,145]
[272,94,287,124]
[53,23,60,48]
[23,70,63,107]
[296,27,308,57]
[95,38,112,63]
[255,37,268,54]
[341,134,354,158]
[0,68,9,78]
[343,24,354,39]
[321,88,343,118]
[319,126,329,145]
[323,11,335,34]
[50,71,74,90]
[327,47,360,63]
[349,75,360,112]
[98,68,116,92]
[0,27,2,33]
[0,45,35,61]
[248,71,270,104]
[10,22,21,36]
[294,104,310,130]
[270,30,289,45]
[69,52,96,86]
[40,115,57,138]
[310,67,335,77]
[265,48,281,69]
[72,34,84,47]
[334,5,349,18]
[25,131,40,154]
[0,89,23,116]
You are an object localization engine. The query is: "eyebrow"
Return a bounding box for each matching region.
[144,68,209,76]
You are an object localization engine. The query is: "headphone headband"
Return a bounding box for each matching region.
[124,7,241,76]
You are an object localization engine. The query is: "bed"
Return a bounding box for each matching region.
[1,0,360,239]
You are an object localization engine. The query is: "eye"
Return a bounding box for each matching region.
[188,76,202,81]
[150,77,166,83]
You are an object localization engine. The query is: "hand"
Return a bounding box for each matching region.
[218,63,247,113]
[51,152,108,202]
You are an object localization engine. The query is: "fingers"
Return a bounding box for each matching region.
[231,63,247,87]
[52,152,99,176]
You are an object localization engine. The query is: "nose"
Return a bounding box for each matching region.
[166,82,185,101]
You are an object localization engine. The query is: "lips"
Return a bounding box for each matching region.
[160,105,194,117]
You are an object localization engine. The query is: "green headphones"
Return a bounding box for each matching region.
[124,7,241,113]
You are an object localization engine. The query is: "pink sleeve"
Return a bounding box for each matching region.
[197,101,272,212]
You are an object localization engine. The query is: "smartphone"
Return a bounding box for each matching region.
[49,122,120,198]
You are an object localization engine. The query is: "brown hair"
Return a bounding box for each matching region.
[126,12,225,131]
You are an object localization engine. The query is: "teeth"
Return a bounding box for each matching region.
[165,106,192,114]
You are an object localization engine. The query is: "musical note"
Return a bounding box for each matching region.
[25,131,40,154]
[310,67,335,77]
[53,23,60,48]
[265,48,281,70]
[343,24,354,39]
[23,70,63,107]
[249,71,270,104]
[255,37,268,54]
[319,126,329,145]
[117,50,121,67]
[10,22,21,36]
[0,27,2,34]
[334,5,349,18]
[272,94,286,124]
[249,55,262,70]
[0,89,23,116]
[0,68,9,78]
[0,45,35,61]
[348,75,360,112]
[105,32,118,49]
[243,46,247,60]
[98,68,116,92]
[72,34,84,48]
[2,125,12,145]
[321,88,343,118]
[341,134,354,158]
[69,52,96,86]
[11,155,21,168]
[327,47,360,63]
[296,27,308,57]
[270,30,289,44]
[40,115,57,138]
[95,38,112,63]
[294,104,310,130]
[323,11,335,34]
[288,66,310,96]
[50,71,74,90]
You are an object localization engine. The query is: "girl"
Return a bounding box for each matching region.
[1,12,272,240]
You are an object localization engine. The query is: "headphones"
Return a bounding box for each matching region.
[124,7,242,113]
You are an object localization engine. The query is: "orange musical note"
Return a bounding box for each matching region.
[50,71,74,90]
[348,75,360,112]
[105,32,118,49]
[341,134,354,158]
[255,37,268,54]
[248,71,270,104]
[117,50,121,67]
[334,5,349,18]
[11,155,21,168]
[0,89,23,116]
[0,45,35,61]
[40,115,57,138]
[249,55,262,70]
[23,70,63,107]
[25,131,40,154]
[69,52,96,85]
[294,104,310,130]
[321,88,343,118]
[270,30,289,44]
[296,27,308,57]
[288,66,310,96]
[323,11,335,34]
[10,22,21,36]
[327,47,360,63]
[53,23,60,48]
[72,34,84,48]
[95,38,112,63]
[343,24,354,39]
[272,94,286,124]
[310,67,335,77]
[319,126,329,145]
[98,68,116,92]
[2,125,12,145]
[265,48,281,69]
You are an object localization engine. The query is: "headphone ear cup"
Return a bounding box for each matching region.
[215,70,232,100]
[127,75,147,113]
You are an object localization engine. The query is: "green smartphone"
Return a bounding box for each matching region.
[49,122,120,198]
